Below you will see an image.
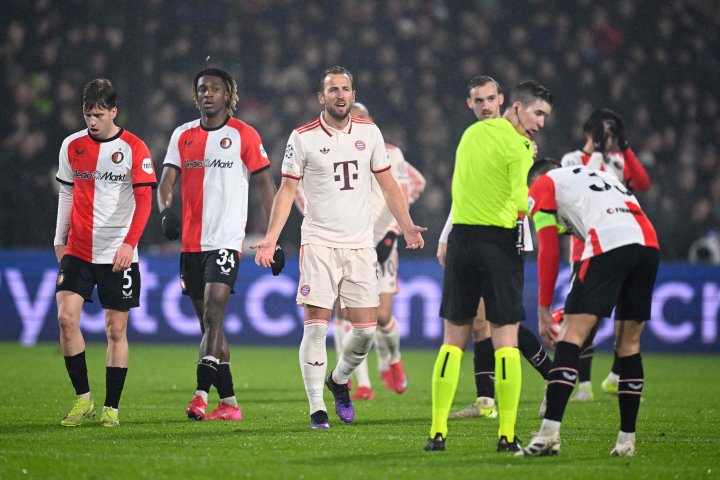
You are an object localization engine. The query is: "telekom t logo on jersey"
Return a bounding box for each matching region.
[333,160,359,190]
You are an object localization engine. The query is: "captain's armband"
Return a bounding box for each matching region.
[532,211,561,233]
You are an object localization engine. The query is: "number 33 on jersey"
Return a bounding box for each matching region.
[528,166,658,261]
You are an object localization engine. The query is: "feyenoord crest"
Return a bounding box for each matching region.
[56,272,65,286]
[220,137,232,149]
[112,151,124,164]
[354,140,366,151]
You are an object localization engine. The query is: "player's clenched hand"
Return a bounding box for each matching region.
[403,224,427,250]
[537,305,555,349]
[436,242,447,268]
[112,243,133,272]
[250,238,277,268]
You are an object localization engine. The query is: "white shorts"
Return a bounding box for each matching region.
[376,243,399,295]
[297,244,379,309]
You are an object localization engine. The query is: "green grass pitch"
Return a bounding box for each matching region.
[1,343,718,479]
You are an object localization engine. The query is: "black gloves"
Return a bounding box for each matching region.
[160,209,180,240]
[376,231,398,264]
[592,119,607,154]
[271,245,285,276]
[607,110,629,150]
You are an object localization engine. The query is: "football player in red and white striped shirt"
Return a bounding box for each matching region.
[252,66,425,429]
[520,159,659,457]
[157,67,278,422]
[561,109,651,401]
[54,79,156,427]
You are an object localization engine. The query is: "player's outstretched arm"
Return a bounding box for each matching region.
[251,176,297,267]
[374,169,426,249]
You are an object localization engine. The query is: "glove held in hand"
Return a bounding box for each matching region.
[375,231,398,264]
[271,245,285,276]
[160,209,180,241]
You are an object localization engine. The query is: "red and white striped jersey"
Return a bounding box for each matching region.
[561,149,650,262]
[57,128,156,263]
[528,166,658,260]
[163,117,270,252]
[282,113,390,248]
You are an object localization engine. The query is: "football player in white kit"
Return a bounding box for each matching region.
[518,159,659,458]
[332,102,426,400]
[252,66,426,429]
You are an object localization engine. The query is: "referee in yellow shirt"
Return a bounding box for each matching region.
[426,81,553,452]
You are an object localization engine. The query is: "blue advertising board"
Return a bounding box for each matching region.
[1,251,718,352]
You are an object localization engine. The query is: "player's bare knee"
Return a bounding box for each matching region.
[57,311,79,335]
[105,321,127,343]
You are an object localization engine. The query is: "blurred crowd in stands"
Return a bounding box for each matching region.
[2,0,719,261]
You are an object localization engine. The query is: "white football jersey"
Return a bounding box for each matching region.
[371,143,410,243]
[282,113,390,248]
[529,166,658,260]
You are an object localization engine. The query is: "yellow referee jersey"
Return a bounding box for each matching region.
[451,117,533,228]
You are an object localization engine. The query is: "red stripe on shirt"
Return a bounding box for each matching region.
[625,201,659,248]
[181,129,207,252]
[588,228,603,256]
[578,258,590,282]
[65,136,100,262]
[296,120,321,135]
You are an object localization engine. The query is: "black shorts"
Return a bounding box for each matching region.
[440,225,525,326]
[56,254,140,311]
[180,249,240,300]
[565,244,659,321]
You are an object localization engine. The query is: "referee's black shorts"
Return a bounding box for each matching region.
[440,225,525,326]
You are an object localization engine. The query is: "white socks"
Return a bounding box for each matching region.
[334,325,376,384]
[539,419,561,436]
[299,320,329,413]
[378,315,401,364]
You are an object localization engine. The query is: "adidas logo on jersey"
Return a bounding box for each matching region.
[320,148,330,154]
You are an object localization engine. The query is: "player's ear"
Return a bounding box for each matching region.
[317,91,325,105]
[498,93,505,106]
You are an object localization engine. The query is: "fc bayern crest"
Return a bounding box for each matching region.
[300,284,311,296]
[355,140,366,151]
[111,151,124,164]
[220,137,232,149]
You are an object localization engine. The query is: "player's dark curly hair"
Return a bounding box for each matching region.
[192,68,238,116]
[318,66,354,92]
[583,108,619,135]
[82,78,117,112]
